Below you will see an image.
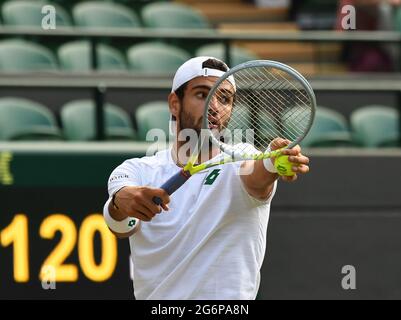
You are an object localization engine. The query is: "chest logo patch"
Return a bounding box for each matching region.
[204,169,221,185]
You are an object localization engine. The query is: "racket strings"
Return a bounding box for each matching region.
[246,67,311,139]
[208,65,313,154]
[238,68,307,132]
[270,68,312,136]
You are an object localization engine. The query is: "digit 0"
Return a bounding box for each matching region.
[78,214,117,282]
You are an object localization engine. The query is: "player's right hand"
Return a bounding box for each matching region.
[113,186,170,222]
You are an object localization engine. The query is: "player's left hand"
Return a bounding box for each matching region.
[271,138,310,182]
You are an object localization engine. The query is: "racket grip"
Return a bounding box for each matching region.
[152,170,191,205]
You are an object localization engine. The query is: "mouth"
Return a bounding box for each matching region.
[208,115,221,130]
[209,123,219,130]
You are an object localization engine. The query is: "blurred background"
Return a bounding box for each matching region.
[0,0,400,300]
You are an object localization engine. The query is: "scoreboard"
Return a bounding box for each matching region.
[0,145,147,299]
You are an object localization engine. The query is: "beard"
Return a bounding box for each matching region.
[178,108,202,137]
[179,109,230,135]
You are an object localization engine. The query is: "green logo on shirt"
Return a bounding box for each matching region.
[204,169,221,185]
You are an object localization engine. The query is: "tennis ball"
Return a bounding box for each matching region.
[274,155,295,176]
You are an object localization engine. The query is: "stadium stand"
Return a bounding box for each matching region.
[58,40,128,72]
[73,1,141,28]
[0,97,62,140]
[350,105,400,148]
[135,101,170,140]
[141,2,210,29]
[111,0,171,12]
[302,106,354,148]
[227,103,251,131]
[49,0,81,11]
[196,43,259,67]
[255,111,280,145]
[178,0,288,24]
[127,42,190,74]
[395,6,401,32]
[217,18,344,76]
[0,39,58,71]
[2,0,72,27]
[60,99,137,141]
[141,1,211,54]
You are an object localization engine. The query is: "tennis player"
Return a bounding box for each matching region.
[103,56,310,300]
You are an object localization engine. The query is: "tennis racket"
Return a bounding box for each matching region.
[153,60,316,205]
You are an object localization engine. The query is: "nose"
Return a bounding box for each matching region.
[209,95,220,115]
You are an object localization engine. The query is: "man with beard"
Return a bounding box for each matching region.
[103,56,310,300]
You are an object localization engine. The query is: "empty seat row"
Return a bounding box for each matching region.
[226,104,399,148]
[302,105,400,148]
[0,97,399,148]
[0,0,209,29]
[0,97,170,141]
[0,39,258,72]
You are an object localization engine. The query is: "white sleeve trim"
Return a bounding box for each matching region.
[108,159,142,197]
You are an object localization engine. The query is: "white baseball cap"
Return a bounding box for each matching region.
[169,56,236,135]
[171,56,236,92]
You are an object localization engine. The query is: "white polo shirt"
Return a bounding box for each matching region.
[107,148,277,300]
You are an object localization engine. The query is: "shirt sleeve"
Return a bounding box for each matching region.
[107,159,143,197]
[234,160,278,206]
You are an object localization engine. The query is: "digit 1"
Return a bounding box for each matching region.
[0,214,30,282]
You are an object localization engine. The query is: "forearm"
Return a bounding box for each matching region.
[108,190,129,221]
[104,185,170,238]
[240,159,277,200]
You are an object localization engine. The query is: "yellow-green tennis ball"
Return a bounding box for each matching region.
[274,155,295,176]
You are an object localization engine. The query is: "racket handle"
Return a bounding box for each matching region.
[152,170,191,205]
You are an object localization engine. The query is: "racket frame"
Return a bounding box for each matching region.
[185,60,316,176]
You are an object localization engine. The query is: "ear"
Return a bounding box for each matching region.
[168,92,180,120]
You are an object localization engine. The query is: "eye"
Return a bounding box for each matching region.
[218,95,231,105]
[195,91,207,99]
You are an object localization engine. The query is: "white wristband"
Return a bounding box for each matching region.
[263,146,278,174]
[103,198,139,234]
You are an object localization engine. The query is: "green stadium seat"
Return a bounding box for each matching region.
[228,104,251,132]
[50,0,80,9]
[281,106,353,148]
[302,106,354,147]
[395,6,401,31]
[135,101,170,140]
[0,39,58,71]
[141,1,211,55]
[127,42,190,74]
[350,105,400,148]
[196,43,258,67]
[61,100,136,141]
[141,2,210,29]
[2,0,72,27]
[226,104,279,146]
[0,97,62,140]
[58,40,127,72]
[73,1,141,28]
[258,112,281,146]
